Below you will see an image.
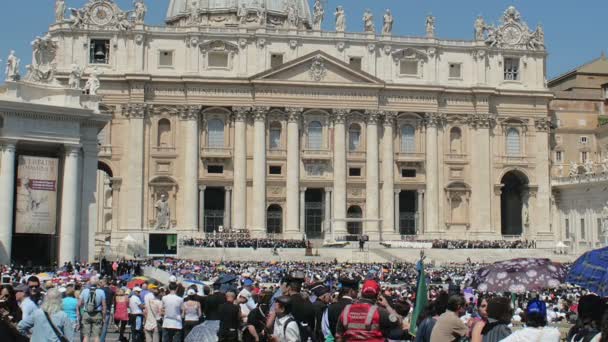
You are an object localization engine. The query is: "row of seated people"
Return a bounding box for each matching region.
[180,237,307,248]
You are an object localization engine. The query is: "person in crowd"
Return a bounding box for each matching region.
[99,278,114,342]
[18,288,73,342]
[500,299,561,342]
[16,283,38,323]
[185,277,230,342]
[480,296,512,342]
[598,310,608,342]
[335,279,401,342]
[218,290,240,342]
[566,294,606,342]
[27,276,43,306]
[271,296,300,342]
[130,287,145,342]
[238,288,256,321]
[113,288,130,342]
[1,284,23,323]
[470,296,489,342]
[282,273,316,341]
[323,277,360,340]
[429,295,470,342]
[309,282,331,341]
[161,282,184,342]
[243,290,272,342]
[61,286,79,342]
[79,277,107,342]
[144,287,162,342]
[183,289,202,338]
[415,292,449,342]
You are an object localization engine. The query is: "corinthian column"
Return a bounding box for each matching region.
[180,106,200,231]
[59,145,81,264]
[252,106,268,233]
[0,140,17,264]
[425,113,440,234]
[381,112,396,235]
[232,107,249,230]
[123,104,146,230]
[365,110,381,237]
[332,109,348,237]
[285,108,302,236]
[469,115,493,233]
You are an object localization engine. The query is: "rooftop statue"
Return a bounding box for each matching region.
[312,0,324,30]
[68,64,82,89]
[362,9,374,33]
[68,0,133,31]
[484,6,545,50]
[474,15,486,41]
[133,0,147,24]
[55,0,66,23]
[335,6,345,32]
[84,67,102,96]
[382,9,393,35]
[426,15,435,38]
[286,1,298,28]
[4,50,20,82]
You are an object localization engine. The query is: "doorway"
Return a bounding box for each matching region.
[204,187,225,233]
[305,189,324,239]
[500,171,528,236]
[399,191,417,235]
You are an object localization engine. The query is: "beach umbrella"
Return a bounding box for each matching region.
[470,258,567,294]
[566,246,608,297]
[127,278,146,289]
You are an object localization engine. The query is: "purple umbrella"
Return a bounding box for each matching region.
[470,258,568,294]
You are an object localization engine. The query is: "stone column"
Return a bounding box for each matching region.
[333,109,348,236]
[534,120,552,237]
[324,188,332,238]
[224,186,232,229]
[180,106,200,231]
[365,110,381,237]
[285,108,302,236]
[59,145,81,264]
[300,188,306,235]
[79,140,99,262]
[124,104,146,230]
[0,140,16,264]
[198,186,206,231]
[417,189,425,234]
[382,112,396,235]
[394,190,401,234]
[469,116,493,233]
[425,113,440,234]
[252,106,268,233]
[110,178,122,232]
[232,107,249,230]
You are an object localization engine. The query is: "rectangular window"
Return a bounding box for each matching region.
[580,136,588,144]
[159,50,174,67]
[580,219,586,240]
[90,39,110,64]
[449,63,462,79]
[555,151,563,163]
[208,52,229,68]
[208,165,224,174]
[349,168,361,177]
[565,218,570,239]
[270,53,284,68]
[349,57,362,70]
[581,151,588,163]
[269,166,282,175]
[503,58,520,81]
[400,60,418,76]
[401,169,417,178]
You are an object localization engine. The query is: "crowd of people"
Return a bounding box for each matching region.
[181,238,308,249]
[0,258,606,342]
[427,240,536,249]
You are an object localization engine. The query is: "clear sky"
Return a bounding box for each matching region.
[1,0,607,80]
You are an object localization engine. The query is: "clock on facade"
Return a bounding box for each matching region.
[89,3,115,26]
[502,25,522,45]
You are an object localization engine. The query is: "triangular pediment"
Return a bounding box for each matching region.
[251,51,384,86]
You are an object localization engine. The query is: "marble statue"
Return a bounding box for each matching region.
[475,15,486,41]
[312,0,324,30]
[258,4,267,26]
[4,50,20,82]
[189,1,199,25]
[237,3,247,24]
[584,159,594,175]
[68,7,86,28]
[426,15,436,38]
[133,0,147,24]
[24,34,61,85]
[286,1,298,28]
[528,24,544,49]
[116,11,132,30]
[84,67,102,95]
[602,156,608,173]
[557,164,564,177]
[154,194,171,230]
[335,6,345,32]
[362,9,374,33]
[68,64,82,89]
[382,9,393,35]
[522,195,530,227]
[55,0,66,23]
[569,162,579,177]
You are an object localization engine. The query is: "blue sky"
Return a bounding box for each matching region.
[1,0,607,80]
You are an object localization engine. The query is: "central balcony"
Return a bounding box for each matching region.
[395,152,425,163]
[301,149,333,161]
[201,147,232,160]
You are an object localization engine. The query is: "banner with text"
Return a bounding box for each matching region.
[15,156,59,234]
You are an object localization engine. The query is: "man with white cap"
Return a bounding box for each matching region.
[129,287,145,342]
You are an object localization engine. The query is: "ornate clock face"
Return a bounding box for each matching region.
[90,3,115,26]
[503,25,522,45]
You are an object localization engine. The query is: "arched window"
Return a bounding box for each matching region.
[401,125,416,153]
[347,206,363,235]
[348,123,361,151]
[207,119,225,148]
[449,127,462,154]
[267,204,283,234]
[157,119,171,147]
[506,128,520,156]
[269,122,282,149]
[308,121,323,150]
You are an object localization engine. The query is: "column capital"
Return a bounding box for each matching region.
[64,144,81,157]
[81,141,99,155]
[199,185,207,191]
[110,177,122,191]
[383,111,398,126]
[365,110,381,124]
[324,187,333,193]
[417,189,425,194]
[300,187,307,192]
[394,189,402,194]
[225,186,233,191]
[232,106,251,121]
[122,103,148,119]
[424,112,445,127]
[179,105,201,121]
[252,106,269,121]
[332,109,350,124]
[286,107,303,122]
[467,113,496,129]
[0,139,17,152]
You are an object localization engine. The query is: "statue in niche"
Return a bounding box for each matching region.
[154,193,171,230]
[426,15,435,38]
[382,9,393,35]
[133,0,147,24]
[84,67,102,95]
[334,6,345,32]
[362,9,374,33]
[4,50,20,82]
[312,0,324,30]
[474,15,486,41]
[55,0,66,23]
[68,64,82,89]
[521,191,530,227]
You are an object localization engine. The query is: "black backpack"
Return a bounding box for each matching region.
[283,317,318,342]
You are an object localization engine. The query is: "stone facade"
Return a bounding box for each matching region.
[43,1,555,254]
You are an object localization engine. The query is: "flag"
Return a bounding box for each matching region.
[409,259,428,337]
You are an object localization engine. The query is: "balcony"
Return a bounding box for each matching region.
[347,151,366,161]
[301,149,332,161]
[98,145,112,158]
[445,153,468,164]
[267,149,287,159]
[495,155,534,166]
[151,146,177,158]
[395,152,425,164]
[201,147,232,160]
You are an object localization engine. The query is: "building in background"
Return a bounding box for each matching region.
[548,53,608,253]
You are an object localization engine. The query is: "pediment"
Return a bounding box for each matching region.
[251,51,384,86]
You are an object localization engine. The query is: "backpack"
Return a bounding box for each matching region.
[284,317,318,342]
[85,288,98,314]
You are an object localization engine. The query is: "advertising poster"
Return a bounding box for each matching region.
[15,156,59,234]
